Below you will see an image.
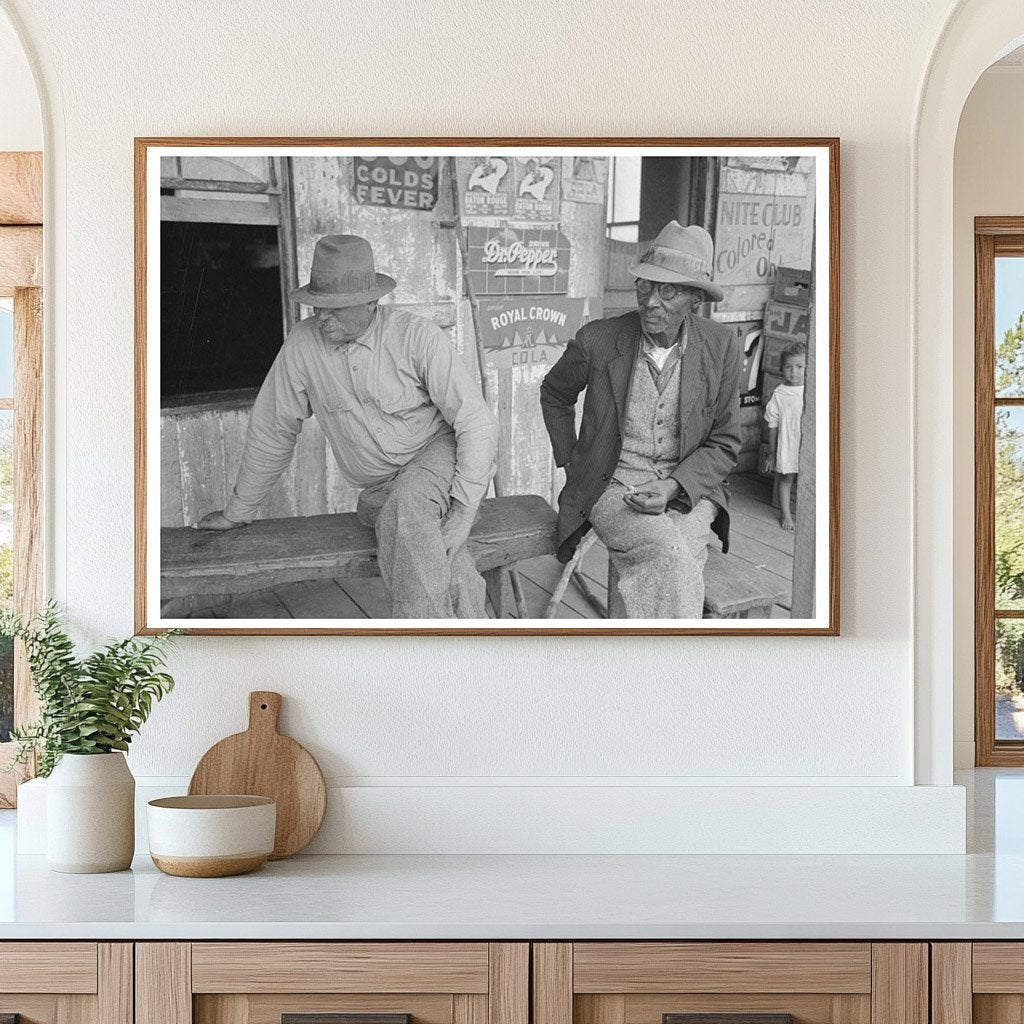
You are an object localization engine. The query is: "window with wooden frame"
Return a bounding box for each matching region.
[158,155,298,404]
[0,151,44,806]
[605,156,641,242]
[976,217,1024,765]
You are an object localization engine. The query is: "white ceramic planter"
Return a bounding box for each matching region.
[46,752,135,873]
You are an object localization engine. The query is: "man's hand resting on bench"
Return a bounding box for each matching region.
[196,510,247,531]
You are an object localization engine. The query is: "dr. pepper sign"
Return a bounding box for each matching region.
[352,156,439,210]
[466,226,570,296]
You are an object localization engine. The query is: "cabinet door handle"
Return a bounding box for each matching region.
[283,1015,411,1024]
[664,1016,795,1024]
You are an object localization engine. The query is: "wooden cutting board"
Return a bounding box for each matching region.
[188,691,326,859]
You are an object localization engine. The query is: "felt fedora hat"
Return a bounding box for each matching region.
[291,234,397,308]
[628,221,724,302]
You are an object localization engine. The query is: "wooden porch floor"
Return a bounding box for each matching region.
[174,473,794,620]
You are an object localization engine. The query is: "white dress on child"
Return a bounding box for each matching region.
[764,383,804,474]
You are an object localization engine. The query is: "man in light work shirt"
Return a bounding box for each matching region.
[199,234,499,619]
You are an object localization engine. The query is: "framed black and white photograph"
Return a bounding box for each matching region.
[135,138,839,635]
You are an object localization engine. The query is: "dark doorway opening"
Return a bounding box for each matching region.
[161,222,283,401]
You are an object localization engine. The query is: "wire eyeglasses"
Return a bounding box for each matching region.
[635,278,690,302]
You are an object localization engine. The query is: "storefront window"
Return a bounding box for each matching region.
[606,156,641,242]
[160,222,284,400]
[159,155,293,405]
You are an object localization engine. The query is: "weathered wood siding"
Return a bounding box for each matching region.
[161,401,358,528]
[162,156,608,527]
[290,156,469,365]
[475,162,607,505]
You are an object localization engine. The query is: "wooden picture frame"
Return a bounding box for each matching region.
[135,138,839,635]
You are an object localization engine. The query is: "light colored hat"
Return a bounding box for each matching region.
[291,235,396,308]
[629,221,724,302]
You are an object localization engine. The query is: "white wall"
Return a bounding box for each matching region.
[0,0,975,852]
[952,65,1024,768]
[0,9,39,151]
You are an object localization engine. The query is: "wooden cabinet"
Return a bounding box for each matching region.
[932,943,1022,1024]
[136,944,528,1024]
[923,943,1024,1024]
[532,943,928,1024]
[0,938,950,1024]
[0,943,132,1024]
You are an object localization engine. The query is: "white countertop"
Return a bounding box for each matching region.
[2,769,1022,941]
[0,849,1022,940]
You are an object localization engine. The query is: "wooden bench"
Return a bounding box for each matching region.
[160,494,559,617]
[560,532,788,620]
[162,495,786,620]
[702,547,788,617]
[607,548,787,619]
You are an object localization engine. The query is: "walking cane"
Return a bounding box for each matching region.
[445,157,529,619]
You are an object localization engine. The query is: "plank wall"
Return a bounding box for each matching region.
[162,157,608,526]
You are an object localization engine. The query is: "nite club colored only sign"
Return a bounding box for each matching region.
[715,193,811,278]
[712,159,815,312]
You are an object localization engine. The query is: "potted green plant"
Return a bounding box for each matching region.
[1,602,180,873]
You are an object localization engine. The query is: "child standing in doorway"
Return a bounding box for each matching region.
[764,342,806,531]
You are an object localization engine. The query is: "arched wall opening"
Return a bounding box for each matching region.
[952,48,1024,768]
[914,1,1024,785]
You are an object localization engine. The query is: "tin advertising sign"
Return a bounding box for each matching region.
[457,156,561,221]
[478,297,596,371]
[352,156,439,210]
[466,225,570,295]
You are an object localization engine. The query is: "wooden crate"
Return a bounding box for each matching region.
[763,301,810,345]
[772,266,811,306]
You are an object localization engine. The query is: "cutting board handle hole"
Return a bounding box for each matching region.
[260,703,268,710]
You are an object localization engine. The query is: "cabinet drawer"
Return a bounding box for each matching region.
[572,943,871,994]
[139,942,528,1024]
[533,943,925,1024]
[0,943,130,1024]
[973,943,1024,992]
[0,942,99,993]
[191,943,491,993]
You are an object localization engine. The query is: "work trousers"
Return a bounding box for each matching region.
[356,430,486,619]
[590,484,716,619]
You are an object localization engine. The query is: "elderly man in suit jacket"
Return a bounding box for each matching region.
[540,221,743,619]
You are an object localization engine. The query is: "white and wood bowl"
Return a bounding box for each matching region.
[147,795,276,877]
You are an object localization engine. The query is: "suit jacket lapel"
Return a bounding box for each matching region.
[608,314,640,431]
[678,314,708,427]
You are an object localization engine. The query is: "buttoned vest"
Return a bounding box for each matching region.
[613,356,682,489]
